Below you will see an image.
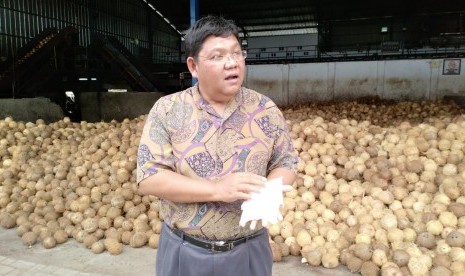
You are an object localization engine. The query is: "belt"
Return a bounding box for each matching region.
[169,226,262,252]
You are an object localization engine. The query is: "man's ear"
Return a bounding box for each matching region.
[186,57,198,79]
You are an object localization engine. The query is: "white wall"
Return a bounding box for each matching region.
[245,58,465,106]
[247,34,318,49]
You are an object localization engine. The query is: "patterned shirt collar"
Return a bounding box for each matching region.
[191,83,244,120]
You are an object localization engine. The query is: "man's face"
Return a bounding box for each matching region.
[188,35,245,103]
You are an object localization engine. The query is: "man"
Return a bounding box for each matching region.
[137,15,297,276]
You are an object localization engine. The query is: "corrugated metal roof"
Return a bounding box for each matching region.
[144,0,465,38]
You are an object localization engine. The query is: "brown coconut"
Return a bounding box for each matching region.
[0,214,16,228]
[448,202,465,217]
[104,238,123,255]
[346,256,363,273]
[22,231,38,247]
[433,254,452,268]
[148,234,160,249]
[430,266,452,276]
[278,243,290,257]
[121,231,132,245]
[391,249,410,267]
[53,229,68,244]
[302,248,322,266]
[446,231,465,247]
[83,234,98,248]
[91,241,105,254]
[42,236,57,249]
[354,243,372,261]
[270,242,282,262]
[16,224,31,237]
[416,232,436,249]
[360,261,380,276]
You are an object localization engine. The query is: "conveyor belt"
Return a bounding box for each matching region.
[0,27,77,98]
[91,34,159,92]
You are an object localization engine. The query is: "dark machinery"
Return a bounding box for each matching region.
[90,33,160,92]
[0,27,77,99]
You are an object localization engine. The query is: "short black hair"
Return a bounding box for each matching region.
[184,15,240,59]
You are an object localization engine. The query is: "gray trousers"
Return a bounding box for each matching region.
[156,223,272,276]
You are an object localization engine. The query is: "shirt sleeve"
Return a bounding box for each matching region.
[267,105,298,174]
[137,96,176,184]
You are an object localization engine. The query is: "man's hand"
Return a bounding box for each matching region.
[239,177,292,230]
[214,172,267,203]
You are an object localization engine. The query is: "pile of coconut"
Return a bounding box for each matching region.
[1,98,465,275]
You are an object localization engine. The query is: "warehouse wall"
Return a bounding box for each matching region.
[0,92,165,123]
[0,0,180,63]
[247,34,318,48]
[2,58,464,123]
[79,92,165,122]
[245,58,465,106]
[0,98,64,123]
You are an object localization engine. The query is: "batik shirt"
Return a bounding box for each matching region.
[137,85,298,240]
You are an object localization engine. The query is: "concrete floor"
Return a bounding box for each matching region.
[0,228,356,275]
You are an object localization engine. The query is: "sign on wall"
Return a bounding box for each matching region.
[443,59,461,75]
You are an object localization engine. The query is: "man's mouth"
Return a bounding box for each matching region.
[225,74,239,81]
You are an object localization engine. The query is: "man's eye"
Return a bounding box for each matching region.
[211,55,223,61]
